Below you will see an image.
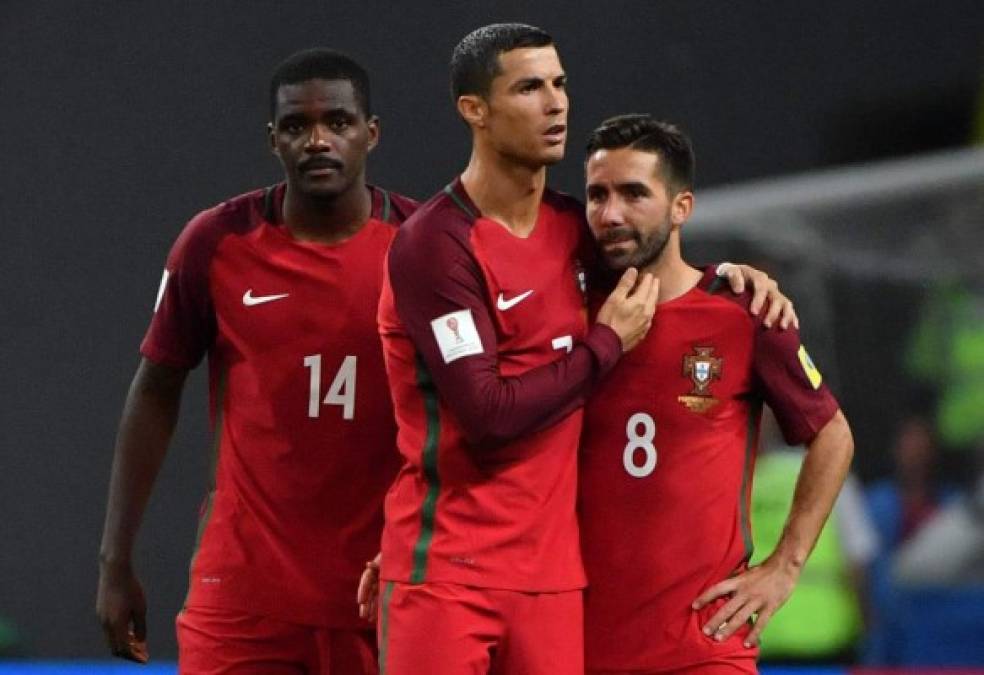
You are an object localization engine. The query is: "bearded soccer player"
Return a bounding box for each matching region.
[95,49,416,674]
[370,24,795,675]
[579,115,854,675]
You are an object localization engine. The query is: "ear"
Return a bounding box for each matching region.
[366,115,380,153]
[456,94,488,129]
[671,191,694,227]
[267,121,279,157]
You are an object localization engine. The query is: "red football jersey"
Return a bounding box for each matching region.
[579,268,839,671]
[141,184,416,628]
[377,178,621,591]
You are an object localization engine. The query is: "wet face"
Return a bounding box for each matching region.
[585,146,688,270]
[482,46,568,168]
[269,79,378,200]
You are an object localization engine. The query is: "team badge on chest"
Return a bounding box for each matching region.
[678,345,723,413]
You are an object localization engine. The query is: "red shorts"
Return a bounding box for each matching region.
[176,606,377,674]
[378,581,583,675]
[586,653,758,675]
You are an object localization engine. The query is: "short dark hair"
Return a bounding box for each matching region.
[586,114,696,192]
[269,48,371,120]
[450,23,554,100]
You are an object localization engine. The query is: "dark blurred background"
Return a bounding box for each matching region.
[1,0,983,663]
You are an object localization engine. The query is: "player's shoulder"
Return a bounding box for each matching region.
[169,186,269,260]
[397,180,477,242]
[695,265,758,317]
[369,185,420,226]
[543,187,588,225]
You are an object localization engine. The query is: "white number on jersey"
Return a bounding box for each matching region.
[303,354,357,420]
[624,412,657,478]
[552,335,573,353]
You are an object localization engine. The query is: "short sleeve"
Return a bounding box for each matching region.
[754,325,840,446]
[139,211,220,369]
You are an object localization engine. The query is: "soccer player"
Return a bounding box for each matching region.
[369,24,797,675]
[95,49,416,674]
[578,114,855,675]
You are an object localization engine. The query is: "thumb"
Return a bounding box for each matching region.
[609,267,639,301]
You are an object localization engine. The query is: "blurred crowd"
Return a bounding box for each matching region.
[752,280,984,667]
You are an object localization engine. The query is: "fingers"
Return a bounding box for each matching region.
[702,595,743,637]
[713,601,758,640]
[749,276,776,317]
[780,300,799,330]
[692,578,735,610]
[762,292,783,328]
[744,607,775,647]
[722,264,746,295]
[357,558,380,620]
[124,631,149,664]
[103,616,130,661]
[609,267,639,302]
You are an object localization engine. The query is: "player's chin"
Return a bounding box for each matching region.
[601,252,634,272]
[540,144,566,165]
[300,179,348,200]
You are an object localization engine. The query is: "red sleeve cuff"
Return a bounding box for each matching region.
[584,324,622,376]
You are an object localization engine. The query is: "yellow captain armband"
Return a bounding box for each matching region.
[797,345,823,390]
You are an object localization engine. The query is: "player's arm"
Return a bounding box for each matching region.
[715,262,798,329]
[694,327,852,647]
[96,357,189,663]
[388,228,657,448]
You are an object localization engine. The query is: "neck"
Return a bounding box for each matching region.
[281,180,371,244]
[640,231,702,303]
[460,145,546,237]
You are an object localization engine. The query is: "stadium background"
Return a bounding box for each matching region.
[2,0,983,669]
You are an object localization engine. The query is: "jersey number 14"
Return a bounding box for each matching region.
[303,354,356,420]
[624,412,657,478]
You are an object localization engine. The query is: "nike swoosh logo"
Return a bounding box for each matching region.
[243,289,289,306]
[496,290,534,311]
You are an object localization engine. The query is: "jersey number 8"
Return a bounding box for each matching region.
[624,412,657,478]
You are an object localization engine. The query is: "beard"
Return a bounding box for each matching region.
[598,217,672,271]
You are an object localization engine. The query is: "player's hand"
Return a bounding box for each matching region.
[595,267,660,352]
[692,555,800,648]
[357,552,381,622]
[96,560,150,663]
[716,263,798,330]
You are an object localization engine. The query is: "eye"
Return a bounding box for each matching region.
[280,120,305,136]
[328,116,352,131]
[520,81,539,94]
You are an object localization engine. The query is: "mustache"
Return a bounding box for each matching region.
[597,227,638,245]
[299,156,344,171]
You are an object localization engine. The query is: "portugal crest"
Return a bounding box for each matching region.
[678,346,723,413]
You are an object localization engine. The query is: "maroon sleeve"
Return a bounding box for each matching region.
[387,218,621,448]
[754,325,840,445]
[139,210,222,370]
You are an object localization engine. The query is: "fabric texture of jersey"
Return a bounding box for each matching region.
[579,267,840,671]
[141,184,417,628]
[377,178,622,592]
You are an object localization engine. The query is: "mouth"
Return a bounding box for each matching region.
[300,157,344,176]
[543,124,566,144]
[598,230,637,254]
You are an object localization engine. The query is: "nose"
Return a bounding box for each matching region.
[545,83,566,115]
[599,196,624,228]
[305,123,333,151]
